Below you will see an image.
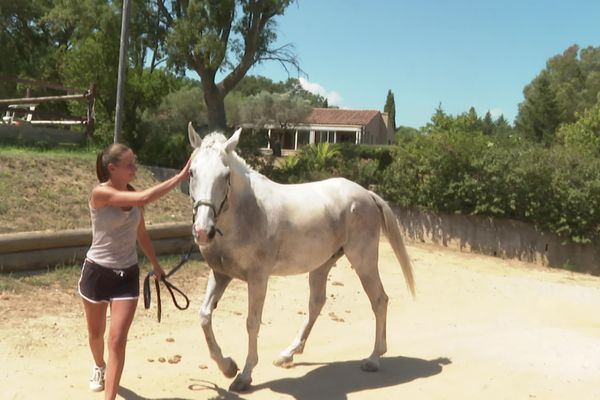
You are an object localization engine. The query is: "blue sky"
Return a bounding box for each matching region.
[245,0,600,128]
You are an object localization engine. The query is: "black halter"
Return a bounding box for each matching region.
[191,175,230,236]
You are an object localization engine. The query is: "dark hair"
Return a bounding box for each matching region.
[95,143,131,183]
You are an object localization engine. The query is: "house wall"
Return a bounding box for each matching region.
[364,116,390,144]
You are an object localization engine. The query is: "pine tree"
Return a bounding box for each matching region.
[516,71,561,144]
[482,111,494,135]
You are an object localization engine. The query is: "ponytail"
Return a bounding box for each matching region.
[96,151,109,182]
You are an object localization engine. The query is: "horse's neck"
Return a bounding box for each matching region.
[228,156,260,206]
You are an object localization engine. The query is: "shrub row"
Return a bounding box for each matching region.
[271,133,600,244]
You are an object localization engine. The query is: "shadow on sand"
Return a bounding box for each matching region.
[120,356,450,400]
[118,386,194,400]
[251,356,452,400]
[119,381,247,400]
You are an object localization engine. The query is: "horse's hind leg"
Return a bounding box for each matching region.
[345,239,388,372]
[274,254,339,368]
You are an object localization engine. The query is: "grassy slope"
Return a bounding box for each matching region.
[0,147,190,234]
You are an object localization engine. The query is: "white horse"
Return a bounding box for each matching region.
[187,124,416,392]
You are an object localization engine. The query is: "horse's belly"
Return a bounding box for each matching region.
[270,246,339,276]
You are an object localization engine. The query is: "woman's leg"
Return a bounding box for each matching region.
[104,299,138,400]
[82,299,108,368]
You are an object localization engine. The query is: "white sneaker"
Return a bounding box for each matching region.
[89,365,105,392]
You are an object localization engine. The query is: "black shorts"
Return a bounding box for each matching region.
[78,259,140,303]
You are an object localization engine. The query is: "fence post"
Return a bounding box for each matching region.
[85,83,96,137]
[114,0,131,144]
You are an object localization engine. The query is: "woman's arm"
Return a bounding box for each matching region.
[137,210,164,279]
[91,159,191,208]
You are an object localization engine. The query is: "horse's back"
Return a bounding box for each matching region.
[257,176,382,275]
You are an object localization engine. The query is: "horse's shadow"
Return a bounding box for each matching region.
[119,356,450,400]
[250,356,452,400]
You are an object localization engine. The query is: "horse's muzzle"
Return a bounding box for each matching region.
[193,225,216,244]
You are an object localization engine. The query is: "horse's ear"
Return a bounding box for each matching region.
[224,128,242,154]
[188,122,202,148]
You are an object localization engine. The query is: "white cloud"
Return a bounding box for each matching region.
[299,77,343,106]
[488,108,504,119]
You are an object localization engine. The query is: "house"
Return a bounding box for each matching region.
[263,108,395,153]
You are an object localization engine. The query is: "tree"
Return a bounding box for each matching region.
[237,90,311,156]
[494,114,512,135]
[162,0,299,131]
[44,0,183,145]
[516,44,600,142]
[482,111,494,135]
[516,71,561,144]
[0,0,55,98]
[384,89,396,131]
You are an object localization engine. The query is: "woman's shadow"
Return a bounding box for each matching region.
[250,356,451,400]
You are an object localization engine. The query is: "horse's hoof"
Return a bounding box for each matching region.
[360,358,379,372]
[221,357,239,378]
[229,375,252,392]
[273,355,294,368]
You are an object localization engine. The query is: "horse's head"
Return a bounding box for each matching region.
[187,122,242,245]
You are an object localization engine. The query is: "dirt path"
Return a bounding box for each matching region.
[1,240,600,400]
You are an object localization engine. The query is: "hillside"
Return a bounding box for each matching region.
[0,149,190,234]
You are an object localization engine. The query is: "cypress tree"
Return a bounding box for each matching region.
[384,89,397,131]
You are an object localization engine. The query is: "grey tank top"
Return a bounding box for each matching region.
[86,205,141,269]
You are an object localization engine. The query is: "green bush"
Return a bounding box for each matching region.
[379,131,600,243]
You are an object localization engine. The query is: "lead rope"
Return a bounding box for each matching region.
[143,239,195,322]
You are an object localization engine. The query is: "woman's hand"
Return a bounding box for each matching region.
[153,265,166,282]
[177,157,192,182]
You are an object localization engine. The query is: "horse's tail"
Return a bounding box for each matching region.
[369,191,416,298]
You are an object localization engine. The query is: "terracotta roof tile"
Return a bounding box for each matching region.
[301,108,381,126]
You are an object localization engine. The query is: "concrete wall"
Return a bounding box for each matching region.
[394,207,600,276]
[2,204,598,275]
[0,223,199,273]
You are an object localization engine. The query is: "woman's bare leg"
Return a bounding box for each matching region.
[82,299,108,368]
[104,299,137,400]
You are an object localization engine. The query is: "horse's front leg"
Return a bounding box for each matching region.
[199,270,237,378]
[229,274,268,392]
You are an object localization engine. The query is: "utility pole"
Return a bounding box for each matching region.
[114,0,131,143]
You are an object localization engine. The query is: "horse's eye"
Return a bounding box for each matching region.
[189,170,193,178]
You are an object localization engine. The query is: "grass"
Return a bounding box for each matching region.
[0,144,190,234]
[0,263,81,292]
[0,255,207,294]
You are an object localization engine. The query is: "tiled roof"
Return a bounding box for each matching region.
[300,108,381,126]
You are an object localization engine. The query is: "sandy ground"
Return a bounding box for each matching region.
[1,240,600,400]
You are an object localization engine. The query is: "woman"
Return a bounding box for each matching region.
[78,143,190,399]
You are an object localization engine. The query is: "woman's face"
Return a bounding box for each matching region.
[109,149,137,183]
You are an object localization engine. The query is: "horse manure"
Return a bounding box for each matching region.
[328,312,345,323]
[166,337,175,343]
[168,354,182,364]
[332,281,344,286]
[158,357,166,363]
[147,358,155,363]
[199,364,208,369]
